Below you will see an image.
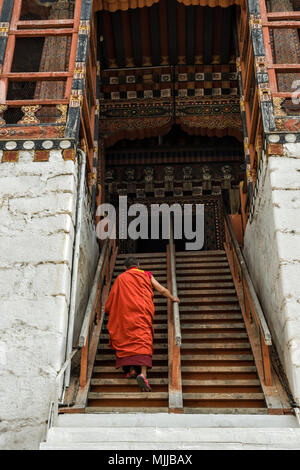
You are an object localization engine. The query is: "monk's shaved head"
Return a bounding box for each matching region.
[124,257,140,269]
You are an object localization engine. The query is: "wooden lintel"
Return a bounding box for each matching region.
[12,28,75,37]
[269,64,300,71]
[5,99,69,105]
[267,12,300,20]
[17,19,74,29]
[1,72,71,81]
[262,21,300,27]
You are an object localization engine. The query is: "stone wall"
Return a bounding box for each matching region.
[0,149,98,449]
[244,144,300,405]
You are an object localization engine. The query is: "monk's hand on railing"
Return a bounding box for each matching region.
[172,297,180,303]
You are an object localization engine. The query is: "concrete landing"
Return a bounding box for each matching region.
[40,413,300,450]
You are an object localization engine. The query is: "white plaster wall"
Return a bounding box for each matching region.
[0,149,98,449]
[244,145,300,405]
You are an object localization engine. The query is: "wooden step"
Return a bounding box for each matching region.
[114,264,167,271]
[91,378,169,386]
[175,269,231,274]
[181,379,260,386]
[178,314,242,320]
[177,289,237,296]
[181,333,248,339]
[97,343,251,353]
[181,366,257,372]
[96,354,168,361]
[98,344,169,351]
[175,305,241,312]
[177,282,235,289]
[95,354,253,362]
[117,252,167,258]
[181,342,251,349]
[93,366,168,373]
[179,354,254,361]
[155,297,239,304]
[183,408,267,414]
[88,392,169,400]
[101,333,168,339]
[180,323,245,329]
[176,256,227,262]
[176,276,233,282]
[175,262,229,268]
[86,407,170,413]
[182,393,265,400]
[176,250,226,256]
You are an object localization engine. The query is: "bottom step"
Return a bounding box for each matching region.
[40,425,300,450]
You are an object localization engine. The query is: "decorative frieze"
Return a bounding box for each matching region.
[0,138,74,151]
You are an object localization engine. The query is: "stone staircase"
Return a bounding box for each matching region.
[40,413,300,449]
[85,250,266,413]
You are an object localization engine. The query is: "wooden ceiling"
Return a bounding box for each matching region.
[98,1,237,69]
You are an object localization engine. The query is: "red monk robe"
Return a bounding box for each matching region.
[105,267,155,369]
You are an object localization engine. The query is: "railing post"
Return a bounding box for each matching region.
[80,334,89,388]
[261,331,272,386]
[167,244,183,413]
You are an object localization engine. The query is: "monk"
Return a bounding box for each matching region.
[105,256,180,392]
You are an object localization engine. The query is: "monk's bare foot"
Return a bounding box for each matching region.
[137,374,151,392]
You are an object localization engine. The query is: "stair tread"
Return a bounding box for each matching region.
[101,333,168,339]
[182,393,265,399]
[181,379,260,385]
[96,354,253,362]
[88,392,169,399]
[177,314,243,319]
[176,276,233,281]
[91,378,169,385]
[93,366,168,372]
[96,354,168,360]
[180,323,245,329]
[98,343,251,350]
[177,289,237,295]
[90,378,260,386]
[177,283,235,288]
[181,343,251,349]
[174,305,241,311]
[180,354,254,361]
[85,407,169,413]
[155,297,239,303]
[181,366,257,372]
[181,332,248,338]
[176,259,228,271]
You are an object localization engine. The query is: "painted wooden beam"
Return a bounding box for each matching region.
[149,4,161,66]
[221,7,233,64]
[167,0,177,65]
[203,7,214,65]
[111,11,126,68]
[185,6,195,66]
[129,9,142,67]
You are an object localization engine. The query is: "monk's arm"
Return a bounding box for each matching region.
[151,276,180,303]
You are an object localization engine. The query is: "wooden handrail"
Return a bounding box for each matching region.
[224,212,272,386]
[225,213,271,345]
[79,238,109,348]
[169,215,181,347]
[167,244,183,412]
[79,236,118,388]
